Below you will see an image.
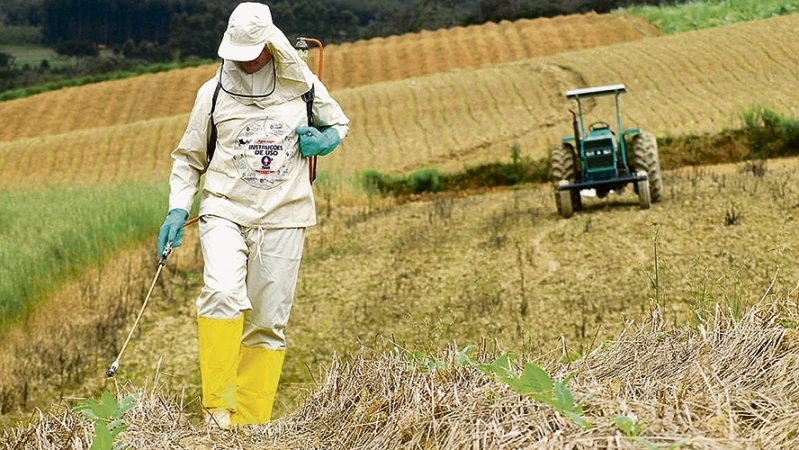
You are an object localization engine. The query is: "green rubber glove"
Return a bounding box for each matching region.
[157,208,189,256]
[296,126,341,157]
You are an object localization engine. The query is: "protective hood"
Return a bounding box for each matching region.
[217,2,271,62]
[217,2,312,107]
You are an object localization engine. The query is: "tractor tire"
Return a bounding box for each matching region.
[550,143,581,214]
[635,170,651,210]
[556,180,574,218]
[631,132,663,203]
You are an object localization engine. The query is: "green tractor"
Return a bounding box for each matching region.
[550,84,662,218]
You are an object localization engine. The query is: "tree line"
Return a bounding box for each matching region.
[2,0,687,57]
[0,0,685,94]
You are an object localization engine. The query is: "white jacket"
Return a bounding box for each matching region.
[168,47,349,228]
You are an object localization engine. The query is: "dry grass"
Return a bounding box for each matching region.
[0,235,204,430]
[4,295,799,449]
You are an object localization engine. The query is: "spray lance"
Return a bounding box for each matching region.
[105,241,175,377]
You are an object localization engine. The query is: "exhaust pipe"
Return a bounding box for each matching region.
[569,109,581,181]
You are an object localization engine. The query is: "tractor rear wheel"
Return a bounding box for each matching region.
[635,170,651,209]
[631,132,663,203]
[550,143,581,215]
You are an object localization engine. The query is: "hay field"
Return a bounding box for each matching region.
[325,13,799,176]
[1,13,797,190]
[0,12,659,144]
[0,11,662,189]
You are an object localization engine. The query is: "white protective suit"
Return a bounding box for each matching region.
[165,2,349,427]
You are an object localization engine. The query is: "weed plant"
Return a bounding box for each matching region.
[0,181,167,329]
[624,0,798,34]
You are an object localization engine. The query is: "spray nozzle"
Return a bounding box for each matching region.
[159,242,173,266]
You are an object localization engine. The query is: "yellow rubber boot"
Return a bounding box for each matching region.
[197,316,244,428]
[231,346,285,425]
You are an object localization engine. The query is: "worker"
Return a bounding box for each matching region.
[156,1,350,428]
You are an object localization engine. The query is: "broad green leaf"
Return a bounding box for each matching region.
[454,345,475,367]
[554,381,576,412]
[90,421,114,450]
[614,415,637,436]
[99,392,120,418]
[518,363,553,393]
[113,393,140,418]
[108,421,129,439]
[505,376,542,396]
[77,396,114,421]
[474,353,517,378]
[530,392,558,409]
[108,418,128,432]
[74,399,102,420]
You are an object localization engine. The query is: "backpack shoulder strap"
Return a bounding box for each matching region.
[302,85,314,126]
[206,81,223,164]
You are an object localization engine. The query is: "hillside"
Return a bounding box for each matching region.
[2,9,799,449]
[0,12,659,143]
[1,13,798,189]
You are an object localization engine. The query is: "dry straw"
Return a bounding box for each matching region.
[3,296,799,449]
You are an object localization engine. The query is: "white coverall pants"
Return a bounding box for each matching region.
[197,215,304,349]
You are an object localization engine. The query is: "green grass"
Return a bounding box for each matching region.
[740,106,799,159]
[0,25,43,46]
[623,0,799,34]
[1,45,59,67]
[0,181,169,329]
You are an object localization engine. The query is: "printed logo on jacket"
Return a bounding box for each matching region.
[232,119,297,189]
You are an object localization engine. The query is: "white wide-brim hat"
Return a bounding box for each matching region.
[217,2,273,61]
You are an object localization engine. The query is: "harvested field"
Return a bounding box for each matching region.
[2,154,798,445]
[1,14,797,189]
[4,300,799,449]
[319,12,661,90]
[325,13,799,176]
[0,13,658,144]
